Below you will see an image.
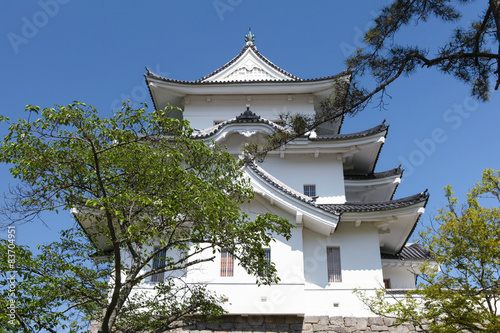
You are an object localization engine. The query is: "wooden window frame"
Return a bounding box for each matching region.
[151,247,166,283]
[327,247,342,283]
[303,184,316,197]
[220,249,234,277]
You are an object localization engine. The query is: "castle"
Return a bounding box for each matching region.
[141,30,430,318]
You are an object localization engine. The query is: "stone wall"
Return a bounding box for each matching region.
[178,315,423,333]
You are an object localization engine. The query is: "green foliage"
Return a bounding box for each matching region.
[256,1,499,160]
[348,0,500,101]
[358,169,500,332]
[0,227,109,333]
[0,102,293,333]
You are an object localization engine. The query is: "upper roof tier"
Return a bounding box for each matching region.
[145,34,350,113]
[199,40,301,82]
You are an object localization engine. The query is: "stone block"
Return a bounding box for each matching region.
[318,316,329,326]
[301,323,312,331]
[277,323,290,331]
[234,322,247,330]
[312,324,329,331]
[384,318,395,327]
[206,323,221,330]
[329,317,344,326]
[286,316,302,324]
[343,317,357,327]
[368,317,385,326]
[345,328,359,333]
[371,325,389,331]
[275,316,288,324]
[266,324,277,331]
[304,316,320,323]
[330,326,346,333]
[402,323,415,330]
[356,318,368,330]
[388,326,410,333]
[289,323,304,331]
[221,322,234,330]
[248,316,264,326]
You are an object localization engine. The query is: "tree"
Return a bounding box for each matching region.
[357,168,500,332]
[249,1,500,159]
[0,102,293,333]
[348,0,500,102]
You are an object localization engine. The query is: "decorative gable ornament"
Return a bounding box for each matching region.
[199,30,299,83]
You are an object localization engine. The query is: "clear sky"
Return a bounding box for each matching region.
[1,1,499,246]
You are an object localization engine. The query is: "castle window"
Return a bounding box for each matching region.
[220,249,234,277]
[151,247,166,282]
[259,248,271,276]
[304,184,316,197]
[327,247,342,282]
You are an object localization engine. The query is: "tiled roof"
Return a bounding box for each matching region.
[145,70,348,85]
[247,161,428,215]
[344,165,403,180]
[381,243,431,261]
[344,165,403,200]
[319,191,428,214]
[192,110,387,143]
[247,161,316,206]
[311,122,388,141]
[144,43,350,84]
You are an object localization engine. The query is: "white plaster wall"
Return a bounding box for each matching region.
[382,266,417,289]
[207,283,305,314]
[119,245,187,288]
[186,200,303,285]
[303,289,378,317]
[259,155,346,203]
[301,224,384,316]
[183,94,315,130]
[182,199,306,314]
[302,224,383,290]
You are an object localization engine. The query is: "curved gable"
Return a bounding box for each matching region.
[199,42,300,83]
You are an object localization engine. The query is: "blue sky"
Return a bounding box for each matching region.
[1,1,499,245]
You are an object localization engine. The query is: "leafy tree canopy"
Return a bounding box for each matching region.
[0,102,293,333]
[357,168,500,332]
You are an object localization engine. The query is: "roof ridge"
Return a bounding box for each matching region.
[246,161,316,205]
[311,122,389,141]
[344,165,403,180]
[318,191,429,213]
[246,160,429,215]
[381,242,432,261]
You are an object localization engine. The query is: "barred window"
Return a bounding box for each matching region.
[151,247,166,282]
[259,248,271,276]
[220,249,234,277]
[304,184,316,197]
[327,247,342,283]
